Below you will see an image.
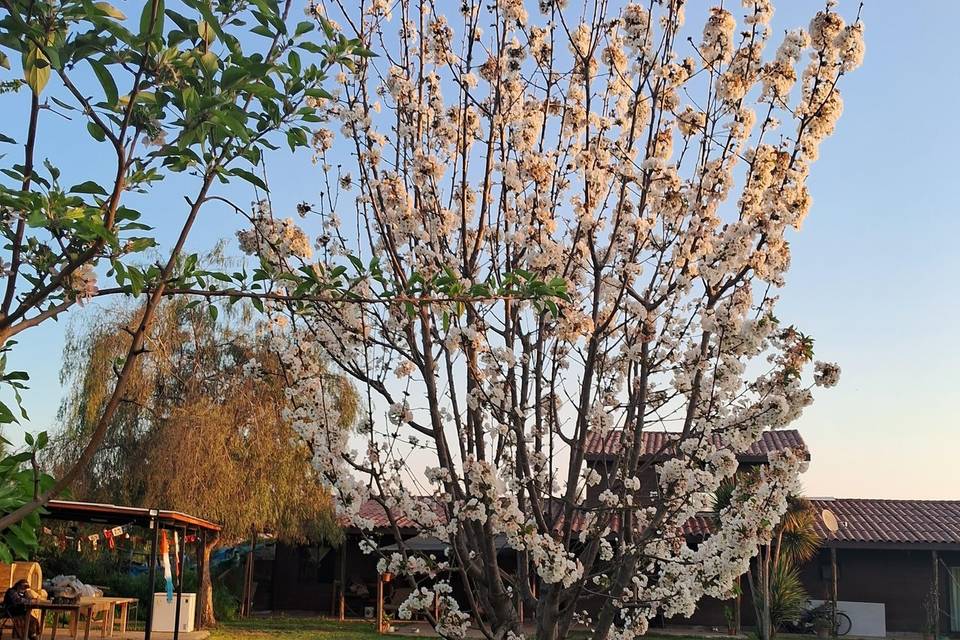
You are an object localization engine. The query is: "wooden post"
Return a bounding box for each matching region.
[831,547,838,639]
[173,527,187,640]
[194,530,204,631]
[339,542,347,621]
[240,527,257,617]
[933,550,941,640]
[376,574,385,633]
[144,517,160,640]
[735,575,742,635]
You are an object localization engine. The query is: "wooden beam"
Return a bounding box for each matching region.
[831,547,839,639]
[144,519,160,640]
[339,543,346,621]
[735,575,742,635]
[934,550,941,639]
[376,574,385,633]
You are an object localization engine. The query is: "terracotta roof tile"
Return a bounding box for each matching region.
[353,497,718,541]
[584,429,808,462]
[810,498,960,547]
[682,514,715,538]
[355,497,446,530]
[353,497,960,550]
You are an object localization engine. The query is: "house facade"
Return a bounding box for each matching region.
[256,430,960,636]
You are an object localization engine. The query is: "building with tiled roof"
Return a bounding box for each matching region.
[584,428,809,462]
[810,498,960,548]
[266,431,960,637]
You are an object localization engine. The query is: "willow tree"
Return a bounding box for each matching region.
[231,0,864,638]
[48,290,357,624]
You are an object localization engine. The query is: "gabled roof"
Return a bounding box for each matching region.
[351,497,715,541]
[811,498,960,549]
[350,495,960,552]
[584,429,808,463]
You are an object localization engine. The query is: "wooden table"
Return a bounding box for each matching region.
[76,597,140,638]
[23,600,94,640]
[92,597,137,637]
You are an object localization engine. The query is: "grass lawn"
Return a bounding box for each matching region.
[207,616,716,640]
[208,616,419,639]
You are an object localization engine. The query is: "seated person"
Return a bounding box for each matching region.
[4,579,40,640]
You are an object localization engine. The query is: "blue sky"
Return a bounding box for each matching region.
[2,1,957,499]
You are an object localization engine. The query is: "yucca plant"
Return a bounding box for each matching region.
[777,498,822,567]
[769,562,809,632]
[716,478,822,640]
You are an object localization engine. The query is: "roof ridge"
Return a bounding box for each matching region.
[812,497,960,504]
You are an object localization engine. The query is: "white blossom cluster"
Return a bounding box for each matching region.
[235,0,862,637]
[63,263,98,302]
[236,200,313,264]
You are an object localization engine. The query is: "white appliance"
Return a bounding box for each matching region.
[151,593,196,633]
[809,599,886,637]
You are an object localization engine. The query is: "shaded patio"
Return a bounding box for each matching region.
[32,500,221,640]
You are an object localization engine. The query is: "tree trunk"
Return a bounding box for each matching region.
[593,554,639,639]
[199,534,219,628]
[535,585,562,640]
[747,550,773,640]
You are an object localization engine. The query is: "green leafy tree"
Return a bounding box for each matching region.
[0,0,363,546]
[0,431,53,563]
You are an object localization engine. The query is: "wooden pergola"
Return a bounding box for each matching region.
[40,500,221,640]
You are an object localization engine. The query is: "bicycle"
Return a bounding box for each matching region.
[783,602,852,636]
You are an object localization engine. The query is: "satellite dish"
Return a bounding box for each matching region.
[821,509,839,534]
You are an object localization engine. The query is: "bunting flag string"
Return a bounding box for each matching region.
[41,523,198,554]
[42,524,139,552]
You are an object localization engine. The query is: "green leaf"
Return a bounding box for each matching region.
[0,52,9,71]
[197,20,216,45]
[93,1,127,19]
[286,127,307,152]
[22,45,50,96]
[200,50,219,73]
[139,0,165,38]
[88,58,118,106]
[6,528,31,559]
[0,402,16,425]
[182,85,199,110]
[50,96,76,112]
[69,180,108,195]
[194,3,225,43]
[87,121,106,142]
[294,21,313,37]
[230,168,268,191]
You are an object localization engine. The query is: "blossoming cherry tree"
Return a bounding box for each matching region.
[237,1,863,638]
